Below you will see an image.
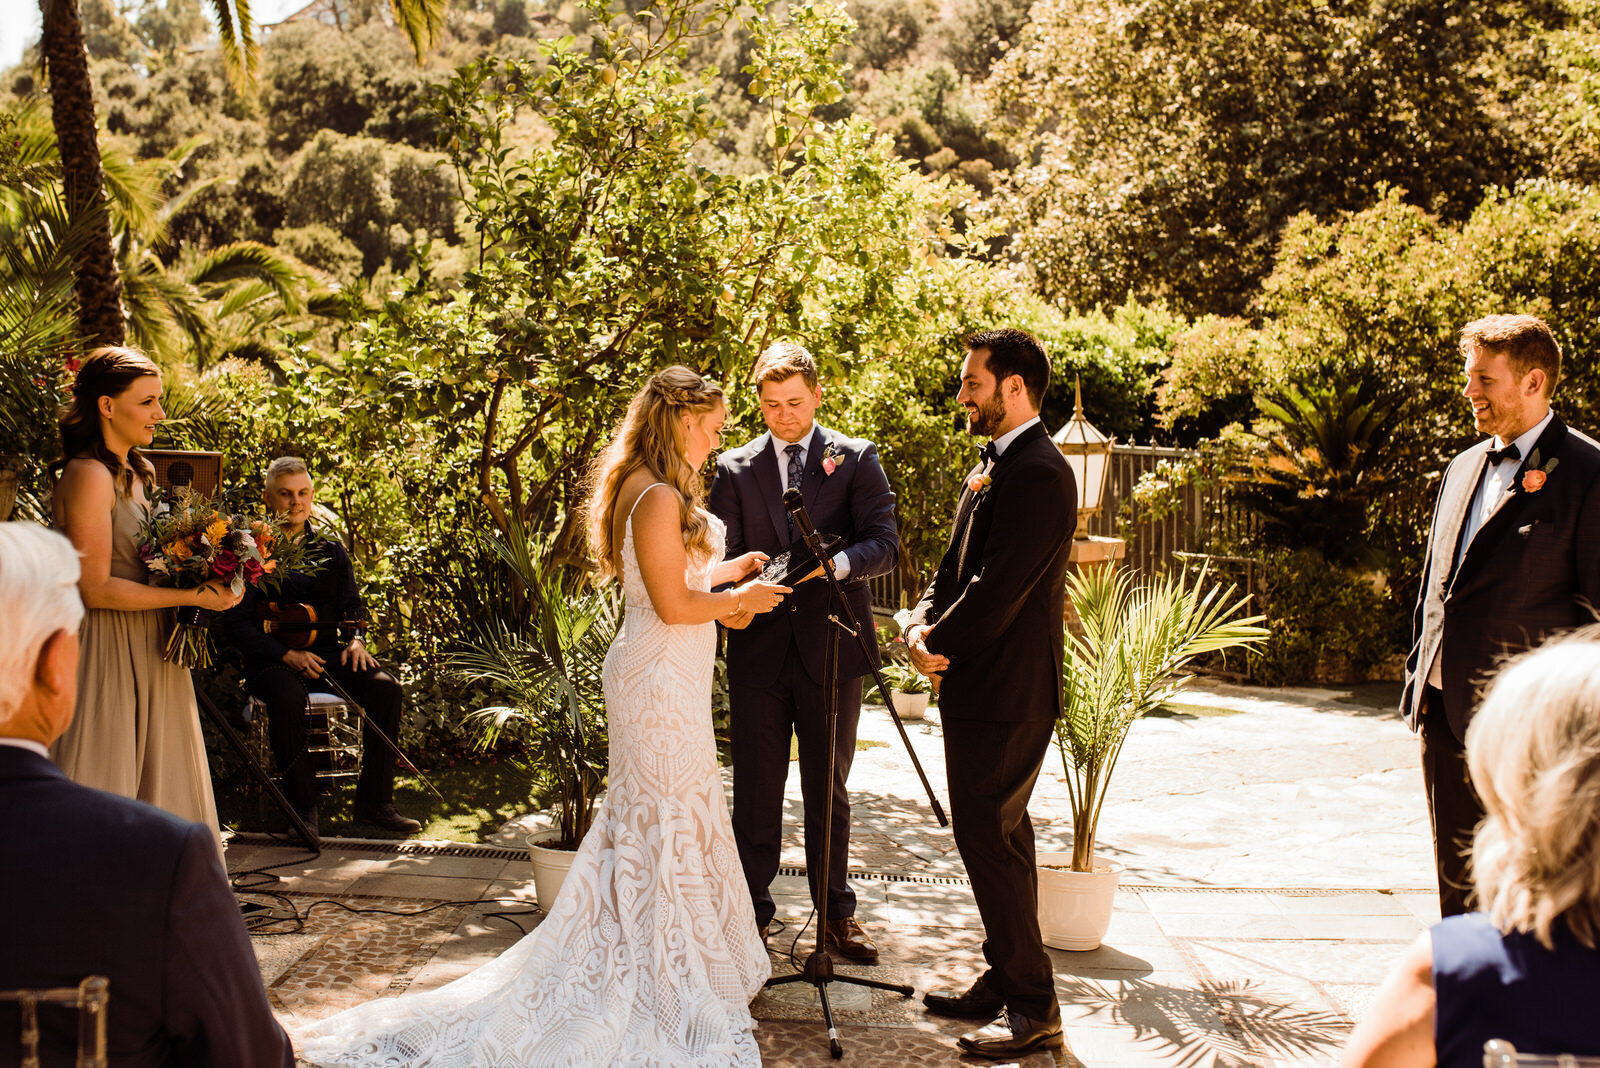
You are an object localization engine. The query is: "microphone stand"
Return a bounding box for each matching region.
[781,489,947,829]
[761,490,936,1060]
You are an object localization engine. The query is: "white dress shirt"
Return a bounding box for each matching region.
[768,429,852,579]
[0,737,50,759]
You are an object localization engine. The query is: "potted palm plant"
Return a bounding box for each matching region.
[881,659,930,721]
[1040,563,1267,949]
[450,524,618,909]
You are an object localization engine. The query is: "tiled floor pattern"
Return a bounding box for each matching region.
[244,837,1431,1067]
[247,684,1433,1065]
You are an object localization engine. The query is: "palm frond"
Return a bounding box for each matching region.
[1058,564,1268,870]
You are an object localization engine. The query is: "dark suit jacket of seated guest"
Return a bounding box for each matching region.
[220,521,368,677]
[0,745,295,1068]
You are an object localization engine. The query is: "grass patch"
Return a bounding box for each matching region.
[213,759,538,844]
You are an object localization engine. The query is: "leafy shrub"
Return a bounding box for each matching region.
[1250,549,1406,685]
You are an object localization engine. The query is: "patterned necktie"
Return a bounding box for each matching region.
[785,443,804,543]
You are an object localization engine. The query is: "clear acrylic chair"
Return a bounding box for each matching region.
[0,975,109,1068]
[1485,1038,1600,1067]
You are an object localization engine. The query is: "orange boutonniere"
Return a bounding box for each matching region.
[1521,448,1559,493]
[967,466,993,494]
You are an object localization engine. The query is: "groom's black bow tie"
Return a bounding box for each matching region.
[1487,442,1522,466]
[979,442,997,465]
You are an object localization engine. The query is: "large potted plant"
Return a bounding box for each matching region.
[451,524,618,909]
[1041,563,1267,950]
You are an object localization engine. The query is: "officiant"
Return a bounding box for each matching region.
[707,343,899,962]
[220,456,420,840]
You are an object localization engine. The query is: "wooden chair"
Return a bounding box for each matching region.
[0,976,109,1068]
[1484,1039,1600,1066]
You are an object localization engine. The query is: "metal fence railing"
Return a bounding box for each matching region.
[867,443,1252,619]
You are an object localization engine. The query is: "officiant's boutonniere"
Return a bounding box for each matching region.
[1522,449,1559,493]
[820,443,843,476]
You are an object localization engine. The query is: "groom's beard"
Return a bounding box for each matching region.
[965,393,1007,438]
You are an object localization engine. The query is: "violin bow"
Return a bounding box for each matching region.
[317,675,447,803]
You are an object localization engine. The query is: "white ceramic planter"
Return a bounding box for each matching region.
[526,829,580,909]
[889,690,929,721]
[1036,851,1124,951]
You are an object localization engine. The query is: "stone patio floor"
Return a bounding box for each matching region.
[239,679,1434,1067]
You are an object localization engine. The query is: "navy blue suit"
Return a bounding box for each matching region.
[0,745,294,1068]
[708,423,898,928]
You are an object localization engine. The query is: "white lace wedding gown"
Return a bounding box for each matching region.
[297,494,769,1067]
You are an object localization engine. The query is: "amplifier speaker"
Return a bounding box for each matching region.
[144,450,223,497]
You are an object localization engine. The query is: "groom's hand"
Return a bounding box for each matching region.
[905,625,949,689]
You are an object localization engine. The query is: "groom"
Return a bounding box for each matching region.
[709,342,899,962]
[906,327,1076,1059]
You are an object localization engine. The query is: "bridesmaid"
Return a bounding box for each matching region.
[50,347,240,855]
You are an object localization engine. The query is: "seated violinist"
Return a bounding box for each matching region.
[220,457,421,839]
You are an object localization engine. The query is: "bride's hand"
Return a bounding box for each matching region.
[735,579,790,614]
[730,551,769,580]
[722,607,757,630]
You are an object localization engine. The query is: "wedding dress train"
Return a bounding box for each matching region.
[297,495,769,1066]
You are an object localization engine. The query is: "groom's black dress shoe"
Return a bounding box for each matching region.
[353,801,422,834]
[957,1010,1064,1060]
[921,973,1005,1019]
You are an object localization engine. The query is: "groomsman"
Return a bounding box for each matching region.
[708,343,899,962]
[906,327,1075,1059]
[1402,313,1600,915]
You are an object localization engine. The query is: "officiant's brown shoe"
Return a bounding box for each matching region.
[957,1010,1064,1060]
[822,916,879,963]
[922,973,1004,1019]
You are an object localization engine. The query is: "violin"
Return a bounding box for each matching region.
[254,601,365,650]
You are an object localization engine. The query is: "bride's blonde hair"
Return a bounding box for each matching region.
[588,366,725,581]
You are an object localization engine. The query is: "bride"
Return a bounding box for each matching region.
[298,367,791,1067]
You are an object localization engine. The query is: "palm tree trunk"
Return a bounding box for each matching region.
[39,0,125,347]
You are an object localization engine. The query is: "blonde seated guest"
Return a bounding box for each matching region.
[1342,629,1600,1068]
[0,523,293,1068]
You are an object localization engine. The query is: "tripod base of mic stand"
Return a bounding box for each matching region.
[764,948,914,1059]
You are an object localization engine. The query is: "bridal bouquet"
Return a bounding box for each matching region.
[138,493,303,668]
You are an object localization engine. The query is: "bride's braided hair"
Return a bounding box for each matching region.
[589,366,725,581]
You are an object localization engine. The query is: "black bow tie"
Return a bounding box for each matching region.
[1487,442,1521,466]
[979,442,997,465]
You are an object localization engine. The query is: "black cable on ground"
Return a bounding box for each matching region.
[226,849,542,936]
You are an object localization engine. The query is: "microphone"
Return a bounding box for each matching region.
[782,487,817,540]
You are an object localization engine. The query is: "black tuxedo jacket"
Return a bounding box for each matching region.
[0,746,294,1068]
[709,424,898,687]
[1402,413,1600,739]
[907,422,1077,722]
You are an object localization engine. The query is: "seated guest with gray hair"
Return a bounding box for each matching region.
[1343,628,1600,1067]
[0,522,294,1067]
[220,457,419,839]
